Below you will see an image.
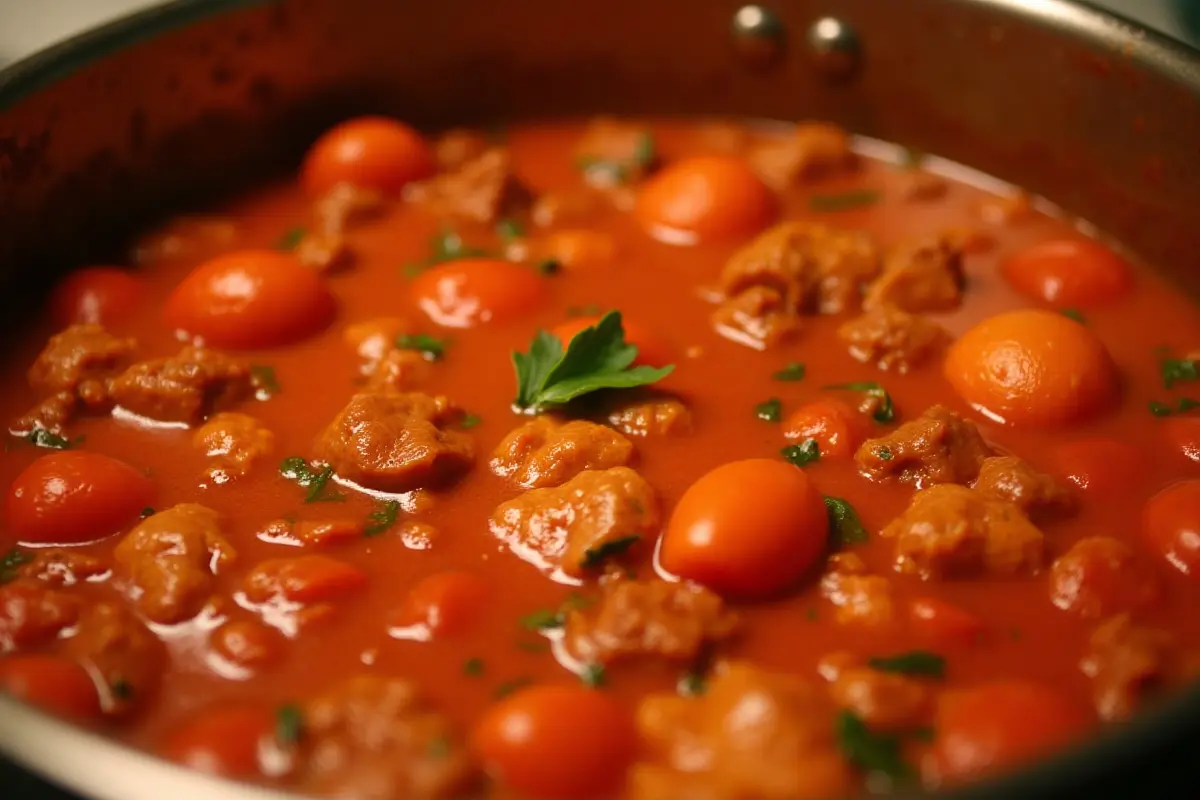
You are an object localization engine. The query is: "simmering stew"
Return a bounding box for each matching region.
[2,116,1200,799]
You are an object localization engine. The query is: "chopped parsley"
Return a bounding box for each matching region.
[867,650,946,679]
[632,133,657,168]
[755,397,783,422]
[0,548,31,584]
[275,703,304,745]
[279,457,345,503]
[781,438,821,467]
[459,413,483,429]
[836,711,914,783]
[427,736,451,758]
[1149,397,1200,417]
[825,496,869,545]
[677,670,707,697]
[110,678,134,700]
[463,657,486,677]
[512,311,674,414]
[535,258,562,276]
[581,535,640,569]
[25,427,73,450]
[810,190,882,213]
[519,608,564,631]
[139,507,156,519]
[773,362,807,382]
[493,677,533,699]
[1060,308,1087,323]
[581,663,607,688]
[876,445,894,461]
[276,227,306,250]
[396,333,447,361]
[364,500,401,537]
[805,607,819,621]
[402,229,489,276]
[495,217,525,242]
[250,364,280,397]
[1160,357,1200,390]
[824,381,895,423]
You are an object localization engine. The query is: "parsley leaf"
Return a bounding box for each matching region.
[773,362,807,382]
[402,229,489,277]
[810,190,881,213]
[836,711,914,782]
[495,218,525,242]
[275,704,304,745]
[781,438,821,467]
[427,736,451,758]
[493,677,533,699]
[279,457,345,503]
[459,413,483,429]
[755,398,783,422]
[632,133,657,167]
[512,311,674,414]
[1061,308,1087,323]
[277,227,306,250]
[581,663,606,688]
[0,547,31,584]
[139,507,156,518]
[868,650,946,679]
[396,333,447,361]
[110,678,134,700]
[25,427,73,450]
[1149,397,1200,417]
[250,364,280,398]
[519,609,564,631]
[581,535,640,569]
[825,496,869,545]
[876,445,894,461]
[463,657,486,677]
[825,381,895,423]
[364,500,401,537]
[535,258,562,276]
[677,670,707,697]
[1161,357,1200,390]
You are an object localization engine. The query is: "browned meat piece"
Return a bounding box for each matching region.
[829,667,930,732]
[631,660,854,800]
[973,456,1076,519]
[819,553,894,625]
[607,398,693,437]
[1050,537,1161,619]
[0,580,80,653]
[11,391,78,435]
[530,188,609,228]
[856,405,996,487]
[490,467,658,579]
[882,484,1044,579]
[748,122,858,189]
[193,412,274,483]
[110,345,253,425]
[863,236,965,313]
[902,171,949,202]
[314,182,385,234]
[712,286,802,350]
[365,349,434,393]
[1080,614,1179,721]
[564,579,738,666]
[290,675,478,799]
[434,128,490,172]
[27,324,136,406]
[837,305,949,373]
[62,601,164,715]
[575,118,657,186]
[343,317,413,371]
[314,392,474,493]
[131,214,237,265]
[113,503,236,624]
[17,549,109,586]
[490,417,634,488]
[406,148,531,224]
[294,229,353,273]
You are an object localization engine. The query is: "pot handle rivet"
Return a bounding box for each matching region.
[807,16,861,80]
[731,5,785,69]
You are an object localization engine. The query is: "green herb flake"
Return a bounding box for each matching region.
[781,438,821,467]
[576,156,629,184]
[561,592,594,612]
[535,258,562,276]
[396,333,447,361]
[836,711,915,783]
[810,190,882,213]
[516,639,551,653]
[581,663,606,688]
[493,677,533,699]
[581,535,640,569]
[773,362,807,382]
[805,607,818,622]
[1150,400,1174,417]
[0,548,31,584]
[512,311,674,414]
[364,500,401,537]
[824,381,895,423]
[459,413,483,430]
[678,670,707,697]
[463,657,486,677]
[250,364,280,397]
[1149,397,1200,417]
[755,397,783,423]
[401,229,489,277]
[275,703,304,745]
[427,736,452,759]
[110,678,134,701]
[1161,357,1200,390]
[25,427,73,450]
[139,507,156,519]
[495,218,525,242]
[877,445,894,462]
[867,650,946,679]
[825,496,869,546]
[519,609,563,631]
[632,133,657,168]
[1061,308,1087,323]
[279,457,345,503]
[276,227,306,250]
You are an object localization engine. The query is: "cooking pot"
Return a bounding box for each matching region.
[1,0,1199,797]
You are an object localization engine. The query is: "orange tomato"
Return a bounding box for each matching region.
[49,266,143,327]
[164,250,335,349]
[247,556,368,604]
[1048,437,1144,494]
[926,682,1089,785]
[0,655,102,721]
[1161,415,1200,463]
[1002,239,1131,307]
[6,451,153,546]
[161,706,274,777]
[472,684,635,799]
[781,399,869,457]
[549,315,673,368]
[944,309,1118,426]
[661,458,828,599]
[1143,480,1200,578]
[636,155,775,244]
[908,598,985,647]
[411,258,548,328]
[392,571,489,636]
[302,116,435,194]
[209,619,285,668]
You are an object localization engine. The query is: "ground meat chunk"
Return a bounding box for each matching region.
[837,305,949,373]
[12,391,78,435]
[365,349,434,393]
[829,667,930,732]
[1080,614,1179,721]
[819,553,894,625]
[564,579,738,666]
[0,580,80,653]
[258,518,364,548]
[631,660,854,800]
[27,324,136,406]
[490,417,634,488]
[290,675,478,799]
[314,182,385,235]
[17,549,109,586]
[110,345,253,425]
[973,456,1076,519]
[856,405,996,487]
[712,285,802,350]
[113,503,236,625]
[748,122,858,189]
[863,236,965,313]
[193,412,274,483]
[883,484,1044,579]
[314,392,474,493]
[434,128,490,172]
[607,398,693,437]
[61,601,163,715]
[406,147,531,224]
[1050,537,1161,619]
[490,467,658,579]
[575,118,656,186]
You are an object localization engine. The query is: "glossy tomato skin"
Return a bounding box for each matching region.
[411,259,548,328]
[161,706,274,777]
[49,267,143,327]
[391,571,490,637]
[0,655,102,721]
[660,458,828,600]
[6,451,153,546]
[636,155,775,244]
[1002,238,1130,307]
[1048,438,1145,494]
[163,250,335,349]
[1143,480,1200,578]
[302,116,436,195]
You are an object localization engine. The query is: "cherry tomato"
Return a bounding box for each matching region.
[6,451,153,546]
[244,555,368,604]
[661,459,828,599]
[391,571,489,637]
[636,155,775,244]
[1162,415,1200,464]
[1143,480,1200,578]
[549,315,673,367]
[908,597,985,647]
[472,684,635,799]
[163,250,335,349]
[302,116,435,195]
[782,399,869,458]
[49,267,143,327]
[1048,438,1144,494]
[411,258,548,328]
[161,706,274,777]
[0,655,102,721]
[1002,239,1130,307]
[208,618,285,667]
